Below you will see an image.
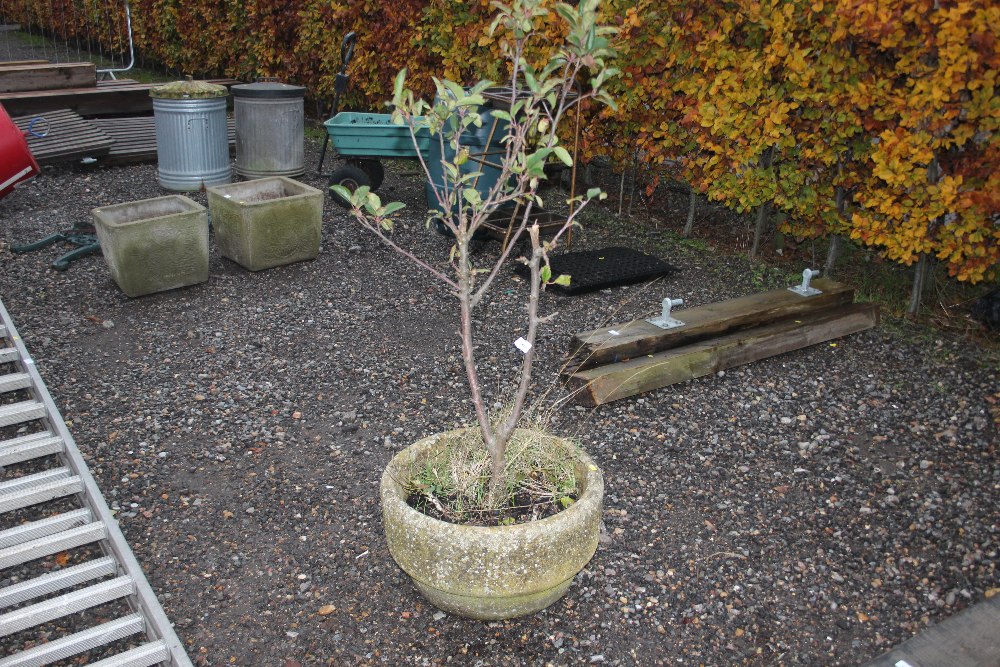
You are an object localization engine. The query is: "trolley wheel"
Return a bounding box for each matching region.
[328,164,371,209]
[348,159,385,191]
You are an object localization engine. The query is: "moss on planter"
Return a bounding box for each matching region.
[380,429,604,620]
[206,176,322,272]
[92,195,209,298]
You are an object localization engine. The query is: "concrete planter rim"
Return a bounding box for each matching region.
[381,428,603,535]
[92,195,205,227]
[206,176,320,207]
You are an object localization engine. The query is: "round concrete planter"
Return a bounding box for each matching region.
[380,429,604,620]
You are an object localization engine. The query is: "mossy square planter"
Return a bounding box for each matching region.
[92,195,209,298]
[206,176,322,272]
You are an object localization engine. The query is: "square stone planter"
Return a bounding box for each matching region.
[92,195,209,298]
[206,176,322,272]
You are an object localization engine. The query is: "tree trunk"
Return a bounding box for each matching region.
[617,165,626,216]
[749,146,775,259]
[824,235,841,278]
[750,201,770,259]
[907,158,941,318]
[826,182,847,279]
[907,253,931,317]
[683,185,696,237]
[627,150,639,217]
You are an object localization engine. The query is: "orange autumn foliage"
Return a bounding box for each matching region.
[7,0,997,282]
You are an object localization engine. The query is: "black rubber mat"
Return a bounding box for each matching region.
[971,288,999,330]
[515,246,678,295]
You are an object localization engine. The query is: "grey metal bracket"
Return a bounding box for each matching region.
[648,298,685,329]
[788,268,822,297]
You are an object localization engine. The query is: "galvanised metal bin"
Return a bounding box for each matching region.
[150,78,231,191]
[232,82,306,178]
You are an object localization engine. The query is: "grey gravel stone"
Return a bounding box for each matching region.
[0,126,996,666]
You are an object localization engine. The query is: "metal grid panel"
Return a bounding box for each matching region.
[0,298,192,667]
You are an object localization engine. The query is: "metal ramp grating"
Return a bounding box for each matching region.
[0,298,192,667]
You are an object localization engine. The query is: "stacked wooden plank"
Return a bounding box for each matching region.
[0,77,242,117]
[0,61,96,93]
[9,110,237,166]
[92,115,236,165]
[563,278,879,406]
[13,109,113,164]
[0,60,48,67]
[0,57,242,166]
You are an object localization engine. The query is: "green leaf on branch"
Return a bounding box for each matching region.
[442,79,466,103]
[552,274,571,287]
[540,265,552,283]
[392,68,407,104]
[382,202,406,216]
[553,146,573,166]
[330,185,353,205]
[462,188,482,207]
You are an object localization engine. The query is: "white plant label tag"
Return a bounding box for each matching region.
[514,337,532,353]
[608,329,620,336]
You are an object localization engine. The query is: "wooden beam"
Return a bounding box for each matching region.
[564,303,879,406]
[0,62,96,93]
[568,278,855,371]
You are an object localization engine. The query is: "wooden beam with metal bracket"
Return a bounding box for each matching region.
[563,278,879,406]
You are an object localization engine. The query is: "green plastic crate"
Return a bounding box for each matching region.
[323,112,430,159]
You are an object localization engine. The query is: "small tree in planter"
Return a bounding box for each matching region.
[334,0,618,619]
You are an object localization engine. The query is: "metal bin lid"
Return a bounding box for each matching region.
[231,82,306,99]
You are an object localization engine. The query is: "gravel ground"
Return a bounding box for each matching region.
[1,139,996,666]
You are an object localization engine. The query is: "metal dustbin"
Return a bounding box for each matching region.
[150,77,231,191]
[232,82,306,178]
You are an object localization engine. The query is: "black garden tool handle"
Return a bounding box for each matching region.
[318,32,358,174]
[340,31,356,73]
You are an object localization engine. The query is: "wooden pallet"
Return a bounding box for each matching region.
[0,77,242,117]
[92,115,236,164]
[13,108,112,164]
[563,278,879,406]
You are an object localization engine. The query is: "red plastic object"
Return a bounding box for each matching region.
[0,103,40,199]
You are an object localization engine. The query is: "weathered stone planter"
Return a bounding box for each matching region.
[206,176,322,272]
[92,195,209,297]
[380,429,604,620]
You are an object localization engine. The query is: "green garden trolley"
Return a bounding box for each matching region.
[322,112,429,208]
